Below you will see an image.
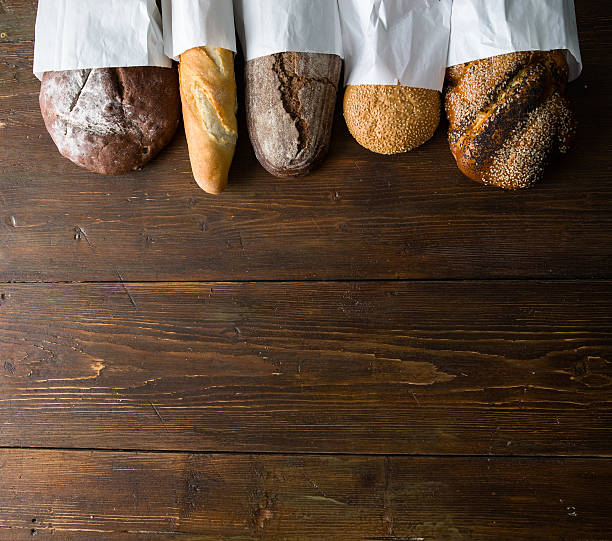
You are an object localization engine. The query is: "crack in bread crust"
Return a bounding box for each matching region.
[246,52,342,177]
[271,52,312,159]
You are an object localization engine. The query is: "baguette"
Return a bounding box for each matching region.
[178,46,238,194]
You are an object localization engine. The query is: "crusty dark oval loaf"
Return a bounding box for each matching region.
[445,50,577,189]
[40,67,180,175]
[245,52,342,177]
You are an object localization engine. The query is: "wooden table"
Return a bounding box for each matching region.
[1,1,611,539]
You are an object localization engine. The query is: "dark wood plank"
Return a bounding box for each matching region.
[1,281,610,454]
[0,0,32,42]
[1,0,611,281]
[1,450,611,540]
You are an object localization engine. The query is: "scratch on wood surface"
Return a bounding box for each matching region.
[0,38,34,44]
[74,226,93,247]
[305,476,347,506]
[367,538,425,541]
[303,494,347,506]
[115,268,137,308]
[411,391,421,407]
[36,528,112,534]
[148,401,169,433]
[126,531,188,536]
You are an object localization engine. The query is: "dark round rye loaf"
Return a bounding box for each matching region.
[40,67,180,175]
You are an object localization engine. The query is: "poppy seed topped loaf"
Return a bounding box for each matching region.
[445,50,577,189]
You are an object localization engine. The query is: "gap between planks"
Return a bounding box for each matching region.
[0,278,611,285]
[0,446,610,460]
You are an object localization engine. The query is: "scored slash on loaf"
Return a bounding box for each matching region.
[39,67,180,175]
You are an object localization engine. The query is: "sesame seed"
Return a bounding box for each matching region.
[344,84,440,154]
[445,50,576,189]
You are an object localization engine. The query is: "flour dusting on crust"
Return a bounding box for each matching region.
[40,67,180,175]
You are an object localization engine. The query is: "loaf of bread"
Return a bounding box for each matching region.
[245,52,342,177]
[179,46,238,194]
[40,67,180,175]
[343,84,440,154]
[445,50,577,189]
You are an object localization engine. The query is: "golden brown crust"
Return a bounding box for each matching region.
[343,84,440,155]
[179,46,237,194]
[445,50,577,190]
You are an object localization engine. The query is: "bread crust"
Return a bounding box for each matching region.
[40,67,180,175]
[445,50,577,189]
[343,84,440,155]
[245,52,342,178]
[179,46,238,194]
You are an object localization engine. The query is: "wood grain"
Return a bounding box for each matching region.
[1,1,612,538]
[1,281,610,454]
[1,450,611,540]
[1,0,611,281]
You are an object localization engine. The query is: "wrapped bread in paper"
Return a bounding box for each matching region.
[234,0,344,177]
[34,0,179,175]
[339,0,452,155]
[445,0,582,189]
[163,0,238,194]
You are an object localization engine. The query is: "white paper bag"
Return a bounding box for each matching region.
[233,0,343,61]
[162,0,236,60]
[338,0,452,91]
[447,0,582,81]
[33,0,170,80]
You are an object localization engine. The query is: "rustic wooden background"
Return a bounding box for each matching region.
[1,1,611,539]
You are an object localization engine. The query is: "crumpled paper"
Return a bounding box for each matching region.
[447,0,582,81]
[162,0,236,60]
[233,0,343,61]
[338,0,452,91]
[33,0,170,80]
